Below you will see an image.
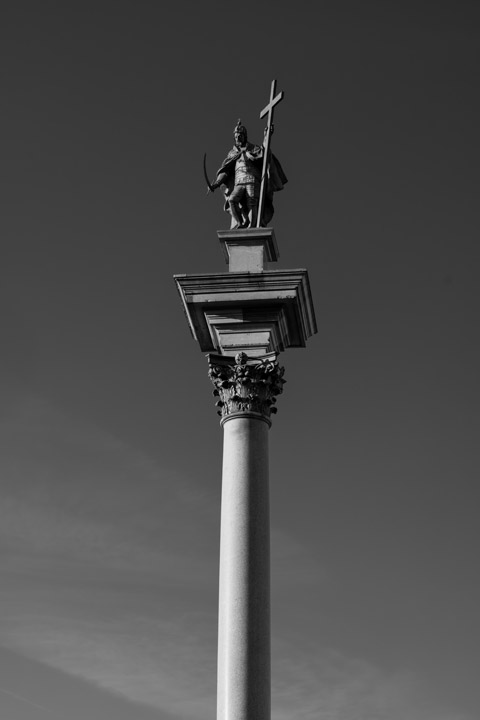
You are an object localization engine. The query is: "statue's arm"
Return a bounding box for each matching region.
[211,171,229,191]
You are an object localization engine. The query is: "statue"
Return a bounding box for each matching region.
[204,80,288,229]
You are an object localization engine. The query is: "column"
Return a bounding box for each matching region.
[208,352,285,720]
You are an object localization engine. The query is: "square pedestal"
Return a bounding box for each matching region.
[218,228,279,272]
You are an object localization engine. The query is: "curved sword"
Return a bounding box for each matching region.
[203,153,215,193]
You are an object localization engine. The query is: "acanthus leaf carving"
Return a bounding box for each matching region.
[208,352,285,421]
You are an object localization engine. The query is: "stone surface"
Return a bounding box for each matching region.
[217,413,270,720]
[218,227,279,272]
[174,268,317,356]
[203,307,290,357]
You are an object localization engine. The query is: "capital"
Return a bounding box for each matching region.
[208,352,286,422]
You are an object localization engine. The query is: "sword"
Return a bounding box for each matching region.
[203,153,215,194]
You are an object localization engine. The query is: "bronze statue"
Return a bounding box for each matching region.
[205,81,288,229]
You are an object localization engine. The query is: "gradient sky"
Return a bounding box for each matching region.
[1,2,479,719]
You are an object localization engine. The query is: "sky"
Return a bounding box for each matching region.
[1,1,479,719]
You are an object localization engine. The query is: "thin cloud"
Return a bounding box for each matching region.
[0,686,55,715]
[272,640,473,720]
[0,393,218,717]
[1,610,216,719]
[0,393,218,581]
[271,527,327,589]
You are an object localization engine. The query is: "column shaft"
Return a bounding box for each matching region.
[217,414,270,720]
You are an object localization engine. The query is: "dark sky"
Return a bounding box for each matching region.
[1,2,479,719]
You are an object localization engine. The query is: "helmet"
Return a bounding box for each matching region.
[234,119,248,140]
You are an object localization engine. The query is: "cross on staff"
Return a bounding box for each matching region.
[257,79,284,228]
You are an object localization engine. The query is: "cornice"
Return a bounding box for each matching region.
[174,269,317,353]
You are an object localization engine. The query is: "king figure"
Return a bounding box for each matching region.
[210,119,287,230]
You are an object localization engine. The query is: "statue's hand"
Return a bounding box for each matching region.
[264,123,274,137]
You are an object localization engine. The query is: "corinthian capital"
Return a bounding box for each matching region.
[208,352,285,422]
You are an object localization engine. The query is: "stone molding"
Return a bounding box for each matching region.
[208,352,285,422]
[174,269,317,353]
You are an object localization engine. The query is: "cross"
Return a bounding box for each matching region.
[256,79,284,228]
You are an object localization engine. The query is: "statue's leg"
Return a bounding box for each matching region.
[245,184,260,228]
[228,186,246,229]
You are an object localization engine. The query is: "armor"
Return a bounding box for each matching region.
[234,153,262,186]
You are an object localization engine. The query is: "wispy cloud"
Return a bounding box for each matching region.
[271,527,327,590]
[272,639,473,720]
[0,686,54,715]
[1,610,216,719]
[0,394,217,579]
[0,393,219,716]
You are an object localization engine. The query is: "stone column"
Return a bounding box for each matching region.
[208,352,285,720]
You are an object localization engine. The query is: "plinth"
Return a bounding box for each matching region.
[174,228,316,720]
